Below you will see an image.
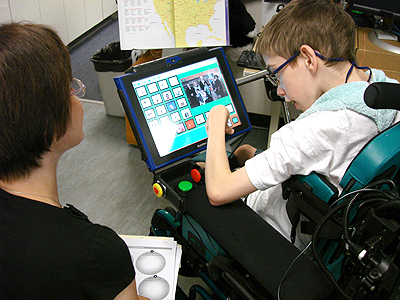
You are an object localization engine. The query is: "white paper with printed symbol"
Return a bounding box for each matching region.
[120,235,182,300]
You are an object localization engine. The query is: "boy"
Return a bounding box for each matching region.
[205,0,399,249]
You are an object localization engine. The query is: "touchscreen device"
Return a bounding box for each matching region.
[114,47,251,172]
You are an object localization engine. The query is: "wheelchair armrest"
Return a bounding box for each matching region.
[185,184,334,300]
[294,172,339,204]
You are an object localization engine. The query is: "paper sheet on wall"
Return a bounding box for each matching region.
[260,1,288,27]
[120,235,182,300]
[118,0,229,50]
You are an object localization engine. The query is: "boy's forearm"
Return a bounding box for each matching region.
[205,107,232,204]
[205,106,256,205]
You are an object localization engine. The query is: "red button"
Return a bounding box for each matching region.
[191,168,202,183]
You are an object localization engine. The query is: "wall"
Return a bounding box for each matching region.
[0,0,117,45]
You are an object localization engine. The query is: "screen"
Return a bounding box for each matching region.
[350,0,400,20]
[115,48,251,172]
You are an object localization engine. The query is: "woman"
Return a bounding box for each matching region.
[0,22,146,300]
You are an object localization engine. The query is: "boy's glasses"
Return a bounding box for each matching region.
[70,78,86,98]
[265,50,349,86]
[266,51,300,87]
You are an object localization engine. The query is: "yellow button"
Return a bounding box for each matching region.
[152,183,164,197]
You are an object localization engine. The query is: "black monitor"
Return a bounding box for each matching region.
[114,47,252,172]
[350,0,400,54]
[350,0,400,20]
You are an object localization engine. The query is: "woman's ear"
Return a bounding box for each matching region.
[299,45,318,73]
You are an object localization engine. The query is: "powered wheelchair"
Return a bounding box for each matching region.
[149,81,400,300]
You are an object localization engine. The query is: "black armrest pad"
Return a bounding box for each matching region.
[185,185,334,300]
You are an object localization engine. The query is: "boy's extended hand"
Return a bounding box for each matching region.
[206,105,235,136]
[205,105,256,206]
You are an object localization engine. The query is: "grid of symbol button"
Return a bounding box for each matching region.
[136,75,209,135]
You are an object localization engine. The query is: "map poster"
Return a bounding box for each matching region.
[118,0,229,50]
[174,0,229,48]
[118,0,176,49]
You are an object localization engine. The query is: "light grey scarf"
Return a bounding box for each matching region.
[297,69,399,132]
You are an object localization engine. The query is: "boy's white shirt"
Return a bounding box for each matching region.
[245,109,379,249]
[244,69,399,249]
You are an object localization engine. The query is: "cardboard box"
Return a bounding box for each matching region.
[125,118,137,145]
[356,27,400,82]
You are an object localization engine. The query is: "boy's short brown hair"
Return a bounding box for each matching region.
[256,0,356,66]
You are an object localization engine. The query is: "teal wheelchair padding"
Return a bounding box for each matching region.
[291,122,400,223]
[340,122,400,193]
[285,173,340,240]
[155,209,181,230]
[182,214,226,261]
[296,173,338,204]
[191,151,207,162]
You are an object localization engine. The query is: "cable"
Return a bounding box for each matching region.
[329,188,382,208]
[343,180,396,244]
[311,180,400,299]
[277,242,312,300]
[312,198,352,299]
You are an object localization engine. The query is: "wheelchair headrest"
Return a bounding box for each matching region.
[364,82,400,110]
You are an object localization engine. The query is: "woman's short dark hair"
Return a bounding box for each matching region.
[0,22,73,181]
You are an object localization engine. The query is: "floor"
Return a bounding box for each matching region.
[57,100,169,235]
